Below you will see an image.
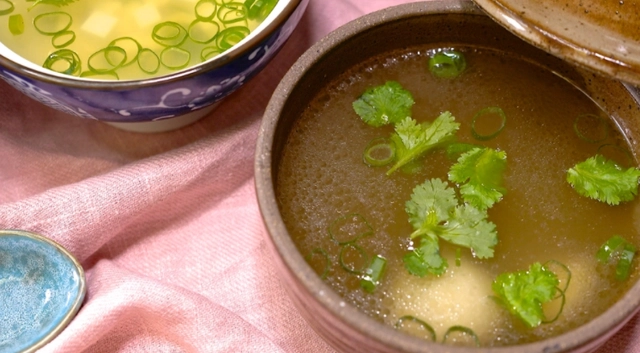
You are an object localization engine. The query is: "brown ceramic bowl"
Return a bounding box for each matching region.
[255,1,640,352]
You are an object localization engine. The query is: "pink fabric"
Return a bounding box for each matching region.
[0,0,639,352]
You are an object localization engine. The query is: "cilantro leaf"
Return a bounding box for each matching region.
[403,178,498,276]
[440,204,498,259]
[403,235,448,276]
[566,154,640,205]
[492,262,559,328]
[449,147,507,210]
[352,81,414,127]
[387,112,460,175]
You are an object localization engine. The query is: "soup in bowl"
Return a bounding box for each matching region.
[255,1,640,352]
[0,0,308,132]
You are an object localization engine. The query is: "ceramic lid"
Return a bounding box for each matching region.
[472,0,640,86]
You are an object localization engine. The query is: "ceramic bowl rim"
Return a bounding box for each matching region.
[0,229,86,353]
[255,1,640,352]
[0,0,301,90]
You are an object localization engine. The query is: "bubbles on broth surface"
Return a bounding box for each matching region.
[276,44,640,347]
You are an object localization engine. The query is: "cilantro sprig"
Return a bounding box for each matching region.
[387,112,460,175]
[492,262,560,328]
[566,154,640,205]
[449,147,507,210]
[403,178,498,276]
[352,81,414,127]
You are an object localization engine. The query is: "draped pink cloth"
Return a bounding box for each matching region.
[1,0,639,352]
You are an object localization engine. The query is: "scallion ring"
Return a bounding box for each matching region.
[363,137,395,167]
[360,255,387,293]
[597,144,634,168]
[152,21,188,47]
[52,30,75,48]
[394,315,436,342]
[216,26,250,50]
[248,0,278,21]
[8,14,23,35]
[108,37,142,67]
[217,2,249,26]
[304,248,331,280]
[428,49,466,79]
[541,287,566,324]
[471,106,507,141]
[328,213,373,245]
[188,19,220,44]
[34,12,72,35]
[339,243,369,274]
[43,49,81,76]
[160,46,191,70]
[543,260,571,294]
[201,46,223,61]
[137,48,160,75]
[88,46,127,74]
[195,0,217,20]
[0,0,14,16]
[574,113,609,143]
[442,325,480,347]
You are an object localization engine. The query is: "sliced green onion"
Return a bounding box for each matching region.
[597,235,637,281]
[217,2,249,26]
[108,37,142,67]
[137,48,160,75]
[363,137,395,167]
[394,315,436,342]
[8,14,23,35]
[428,49,466,79]
[188,19,220,44]
[304,248,331,280]
[0,0,14,16]
[328,213,373,244]
[34,12,72,35]
[195,0,217,20]
[442,325,480,347]
[248,0,278,21]
[455,248,461,267]
[152,21,188,47]
[216,26,249,50]
[446,142,479,161]
[43,49,81,76]
[471,106,506,141]
[88,46,127,74]
[51,30,75,48]
[339,243,369,274]
[574,113,609,143]
[597,144,634,168]
[541,286,566,324]
[160,46,191,70]
[360,255,387,293]
[543,260,571,293]
[201,46,223,61]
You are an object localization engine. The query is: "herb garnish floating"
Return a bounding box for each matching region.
[597,235,637,281]
[387,112,459,175]
[403,178,498,276]
[449,147,507,211]
[566,154,640,205]
[352,80,415,127]
[492,262,560,328]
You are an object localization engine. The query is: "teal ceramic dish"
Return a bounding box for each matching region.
[0,230,86,353]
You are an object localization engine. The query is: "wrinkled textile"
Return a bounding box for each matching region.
[0,0,639,352]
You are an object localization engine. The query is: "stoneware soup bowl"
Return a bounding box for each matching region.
[255,1,640,352]
[0,0,308,132]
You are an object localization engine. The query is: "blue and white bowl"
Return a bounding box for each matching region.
[0,0,308,132]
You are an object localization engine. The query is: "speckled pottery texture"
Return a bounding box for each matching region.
[254,1,640,353]
[0,230,86,353]
[0,0,308,125]
[473,0,640,86]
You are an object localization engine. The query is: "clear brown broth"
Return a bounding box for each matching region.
[275,45,640,346]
